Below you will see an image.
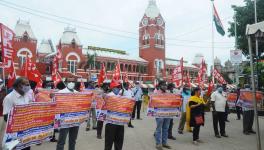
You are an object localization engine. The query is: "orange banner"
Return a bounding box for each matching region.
[149,94,182,108]
[227,93,237,102]
[240,91,263,102]
[35,88,55,102]
[104,96,135,114]
[54,93,93,114]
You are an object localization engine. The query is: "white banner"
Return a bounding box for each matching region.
[230,50,242,64]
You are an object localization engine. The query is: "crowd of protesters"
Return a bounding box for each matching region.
[0,76,259,150]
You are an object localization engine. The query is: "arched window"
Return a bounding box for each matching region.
[128,65,131,72]
[67,60,77,74]
[142,34,150,45]
[19,56,27,68]
[160,35,164,45]
[120,64,124,71]
[22,32,29,42]
[71,39,76,48]
[154,33,160,44]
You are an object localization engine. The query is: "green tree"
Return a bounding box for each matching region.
[228,0,264,56]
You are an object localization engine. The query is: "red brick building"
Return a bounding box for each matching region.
[1,0,200,86]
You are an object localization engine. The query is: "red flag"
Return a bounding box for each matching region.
[197,59,206,87]
[56,41,63,60]
[80,78,85,91]
[21,57,42,84]
[0,23,15,69]
[172,57,183,87]
[123,72,129,83]
[110,62,121,88]
[185,72,191,88]
[98,63,106,87]
[213,68,227,84]
[36,80,43,88]
[207,80,214,97]
[7,61,16,88]
[53,72,62,88]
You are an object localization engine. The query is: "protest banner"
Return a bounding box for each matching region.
[237,90,263,108]
[4,103,56,149]
[35,88,55,102]
[94,94,107,121]
[147,93,182,118]
[54,92,93,128]
[104,96,135,125]
[227,93,238,108]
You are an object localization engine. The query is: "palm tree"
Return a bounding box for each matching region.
[85,52,96,80]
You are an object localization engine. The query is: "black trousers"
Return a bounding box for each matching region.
[243,110,254,133]
[97,120,104,136]
[168,119,174,137]
[193,125,200,141]
[105,124,124,150]
[132,101,142,119]
[236,106,242,119]
[212,112,226,136]
[56,126,79,150]
[22,147,31,150]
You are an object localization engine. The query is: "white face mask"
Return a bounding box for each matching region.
[22,85,31,93]
[67,82,75,90]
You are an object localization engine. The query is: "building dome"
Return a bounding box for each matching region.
[192,53,204,65]
[14,19,36,39]
[60,26,81,45]
[145,0,160,19]
[38,39,54,54]
[214,57,221,65]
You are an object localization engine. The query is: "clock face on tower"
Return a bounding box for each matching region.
[156,18,163,26]
[142,18,148,26]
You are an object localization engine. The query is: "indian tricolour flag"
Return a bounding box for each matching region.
[213,4,225,36]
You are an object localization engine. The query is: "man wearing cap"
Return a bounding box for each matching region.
[104,82,125,150]
[132,81,143,120]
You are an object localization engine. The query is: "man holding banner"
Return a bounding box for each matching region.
[104,81,135,150]
[237,85,256,135]
[153,81,172,150]
[2,77,33,150]
[56,82,79,150]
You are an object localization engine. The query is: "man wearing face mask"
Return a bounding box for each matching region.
[2,77,33,150]
[56,81,79,150]
[132,81,143,120]
[178,84,191,134]
[154,81,172,150]
[211,85,228,138]
[104,81,125,150]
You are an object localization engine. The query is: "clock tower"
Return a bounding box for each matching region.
[139,0,166,81]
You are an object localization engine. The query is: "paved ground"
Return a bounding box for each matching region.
[32,113,264,150]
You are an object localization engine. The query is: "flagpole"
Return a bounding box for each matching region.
[211,0,215,84]
[0,24,6,89]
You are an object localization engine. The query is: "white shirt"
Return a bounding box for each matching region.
[211,91,227,112]
[3,90,33,115]
[57,88,78,93]
[132,86,143,101]
[121,89,134,99]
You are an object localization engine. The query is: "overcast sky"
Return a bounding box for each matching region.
[0,0,247,68]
